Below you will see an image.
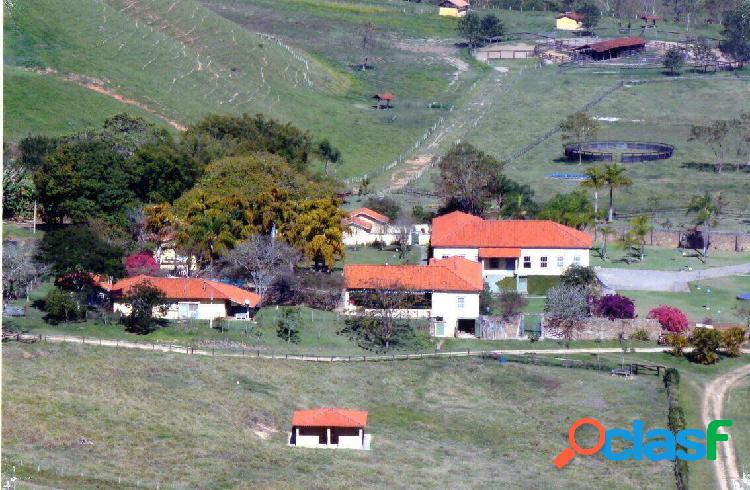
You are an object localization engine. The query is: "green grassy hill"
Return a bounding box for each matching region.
[2,342,673,488]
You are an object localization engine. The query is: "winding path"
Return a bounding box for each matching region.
[702,363,750,490]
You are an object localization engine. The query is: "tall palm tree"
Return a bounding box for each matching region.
[603,164,632,222]
[686,192,720,260]
[627,214,652,261]
[599,224,615,261]
[580,165,606,221]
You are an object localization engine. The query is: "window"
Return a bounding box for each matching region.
[457,297,465,309]
[557,256,564,268]
[573,256,581,265]
[488,258,500,269]
[178,302,199,319]
[523,256,531,269]
[540,256,548,268]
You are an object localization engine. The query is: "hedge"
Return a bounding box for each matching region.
[528,276,561,295]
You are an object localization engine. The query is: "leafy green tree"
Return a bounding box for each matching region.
[538,191,594,230]
[721,327,748,357]
[3,158,35,219]
[560,264,599,289]
[625,214,652,261]
[494,179,538,219]
[44,288,85,324]
[317,139,342,175]
[130,141,201,203]
[480,14,504,42]
[34,141,138,224]
[721,0,750,64]
[580,165,606,220]
[437,142,505,216]
[665,332,688,357]
[363,196,401,221]
[576,2,600,29]
[18,135,58,172]
[457,12,483,49]
[561,112,599,164]
[37,225,125,279]
[602,164,632,222]
[122,281,168,334]
[686,192,721,260]
[664,46,685,75]
[276,307,302,344]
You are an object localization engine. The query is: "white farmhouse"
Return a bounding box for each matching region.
[106,275,260,320]
[343,256,483,337]
[343,207,430,247]
[430,211,592,292]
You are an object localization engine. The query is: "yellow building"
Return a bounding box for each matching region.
[439,0,468,17]
[556,12,584,31]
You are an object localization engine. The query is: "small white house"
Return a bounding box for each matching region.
[430,211,592,292]
[343,207,430,247]
[106,275,260,320]
[343,256,483,337]
[289,408,370,450]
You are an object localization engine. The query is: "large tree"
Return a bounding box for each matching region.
[223,234,299,305]
[721,0,750,64]
[560,112,599,165]
[689,120,730,173]
[663,46,685,75]
[130,140,201,203]
[437,142,505,216]
[686,192,721,260]
[122,280,168,335]
[538,191,594,230]
[36,225,125,279]
[457,12,483,49]
[602,164,632,222]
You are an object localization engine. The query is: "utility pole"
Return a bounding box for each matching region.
[33,200,37,233]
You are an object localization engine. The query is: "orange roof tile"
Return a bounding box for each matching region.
[109,275,260,306]
[292,408,368,428]
[577,37,646,53]
[344,257,482,292]
[347,216,373,231]
[478,247,521,258]
[350,207,391,224]
[431,211,592,249]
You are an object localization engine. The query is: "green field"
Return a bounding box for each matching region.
[726,377,750,484]
[2,342,673,488]
[342,244,422,265]
[622,276,750,324]
[592,244,750,271]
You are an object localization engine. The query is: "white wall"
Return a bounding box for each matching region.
[432,248,479,262]
[517,248,589,276]
[114,300,228,320]
[431,292,480,337]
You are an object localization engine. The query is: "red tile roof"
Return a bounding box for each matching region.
[431,211,592,249]
[349,207,391,224]
[348,216,373,231]
[556,11,585,21]
[344,257,483,292]
[373,92,395,101]
[478,247,521,258]
[578,37,646,53]
[108,275,260,306]
[292,408,368,428]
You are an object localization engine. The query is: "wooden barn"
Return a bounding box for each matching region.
[574,36,646,60]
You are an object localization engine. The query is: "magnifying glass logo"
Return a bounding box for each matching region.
[554,417,606,469]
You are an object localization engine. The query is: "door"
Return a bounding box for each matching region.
[434,322,444,337]
[517,277,528,294]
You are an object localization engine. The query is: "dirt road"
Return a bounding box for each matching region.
[702,363,750,490]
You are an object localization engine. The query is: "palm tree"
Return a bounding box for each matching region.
[686,192,720,261]
[627,214,652,261]
[599,224,615,261]
[580,165,606,222]
[602,164,632,222]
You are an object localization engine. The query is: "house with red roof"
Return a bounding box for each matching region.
[343,207,430,247]
[430,211,592,293]
[289,408,370,450]
[556,12,585,31]
[343,256,483,337]
[107,275,260,320]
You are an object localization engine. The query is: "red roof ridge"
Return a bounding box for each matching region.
[109,275,260,306]
[349,207,391,224]
[292,408,368,428]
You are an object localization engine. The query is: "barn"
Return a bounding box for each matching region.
[574,36,646,60]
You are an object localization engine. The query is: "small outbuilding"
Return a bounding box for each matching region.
[439,0,469,17]
[574,36,646,60]
[289,408,370,450]
[640,14,661,26]
[556,12,585,31]
[372,92,395,109]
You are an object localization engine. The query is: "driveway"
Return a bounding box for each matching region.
[596,263,750,292]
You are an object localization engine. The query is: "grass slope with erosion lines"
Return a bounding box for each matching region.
[4,0,466,177]
[2,342,673,488]
[3,66,173,140]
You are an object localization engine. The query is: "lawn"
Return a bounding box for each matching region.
[1,341,673,488]
[621,276,750,324]
[342,244,422,265]
[726,377,750,485]
[592,244,750,271]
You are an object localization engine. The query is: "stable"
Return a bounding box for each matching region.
[289,408,370,450]
[473,43,537,61]
[574,36,646,60]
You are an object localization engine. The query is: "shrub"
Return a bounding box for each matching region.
[544,285,590,340]
[560,264,598,288]
[276,307,302,344]
[648,305,689,333]
[125,250,159,276]
[44,288,85,323]
[527,276,560,295]
[497,276,516,291]
[664,332,688,356]
[122,281,168,334]
[364,196,401,221]
[498,290,528,320]
[721,327,748,357]
[689,327,722,364]
[594,294,636,320]
[629,328,651,342]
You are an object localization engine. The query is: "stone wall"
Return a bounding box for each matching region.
[542,318,662,341]
[584,228,750,252]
